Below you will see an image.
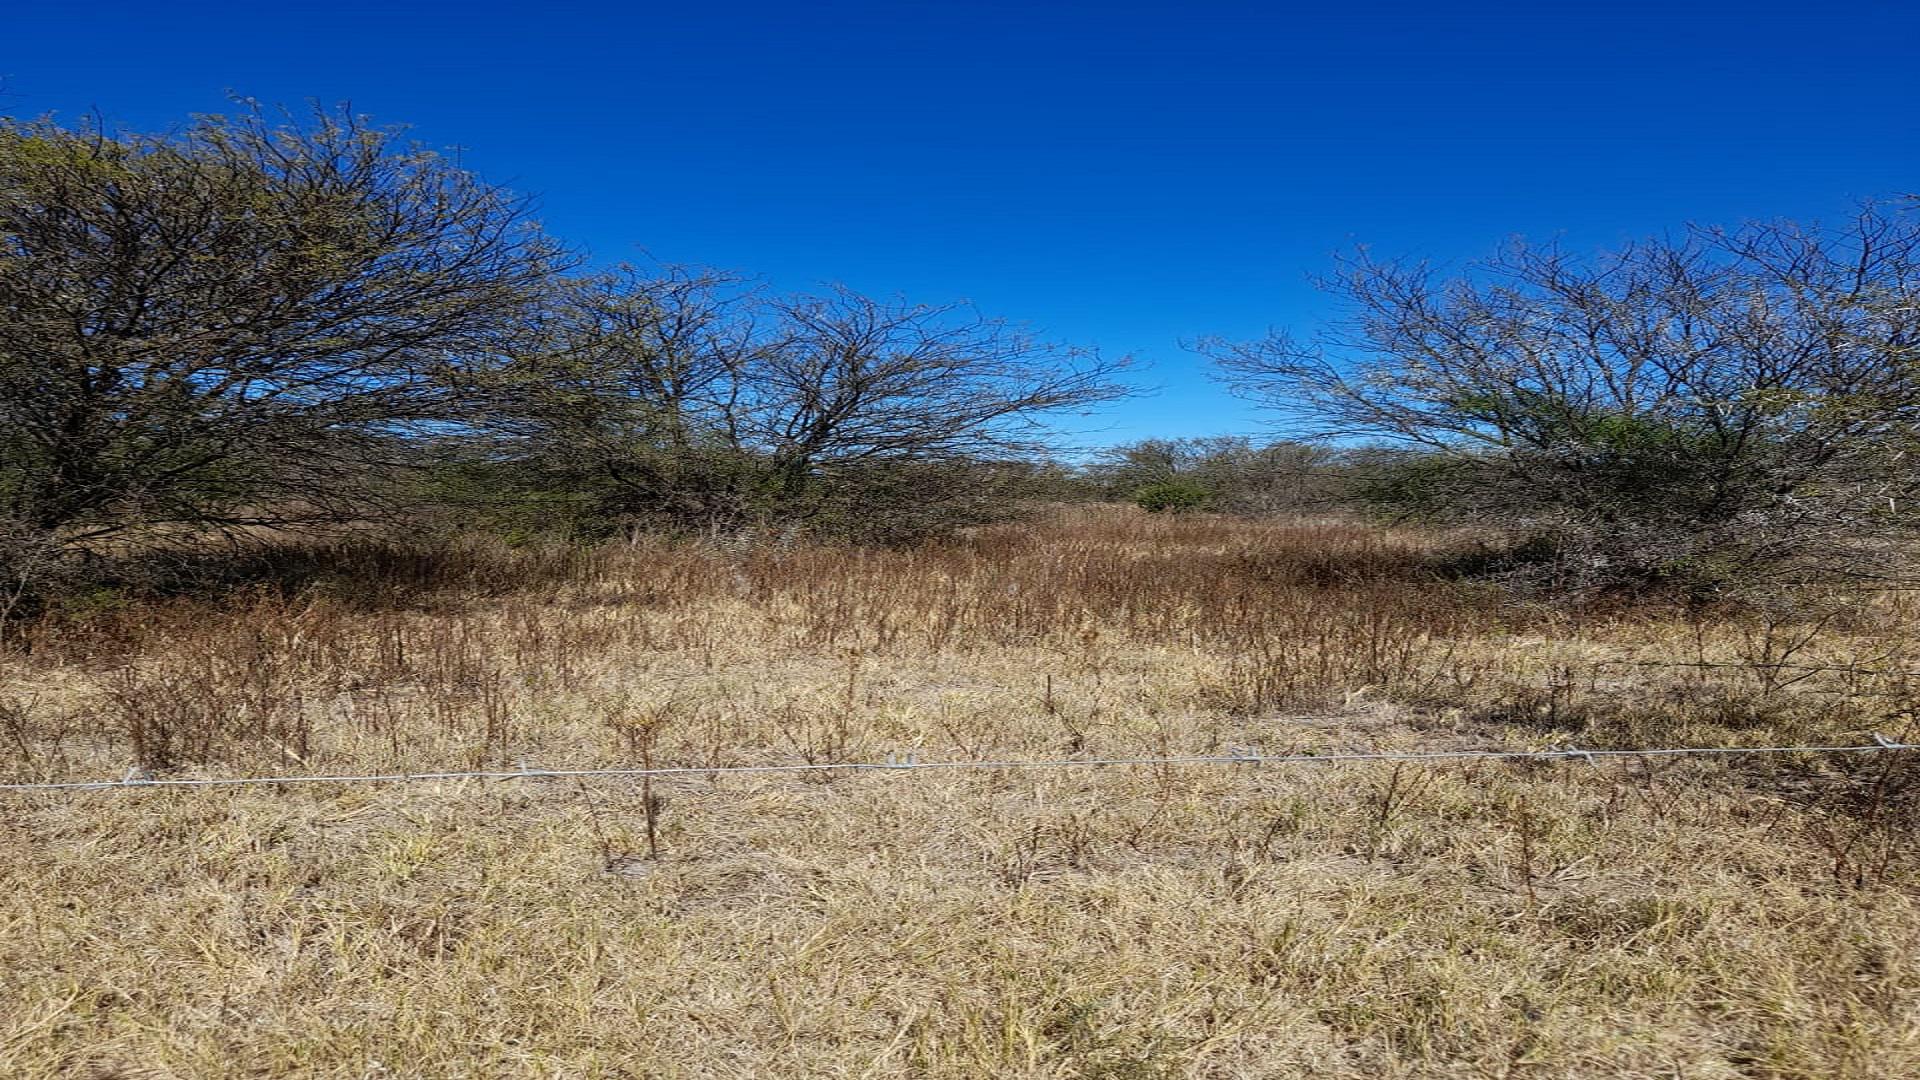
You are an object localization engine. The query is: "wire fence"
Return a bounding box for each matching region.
[1,736,1913,794]
[1583,657,1920,678]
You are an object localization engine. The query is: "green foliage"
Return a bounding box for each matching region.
[1132,480,1215,514]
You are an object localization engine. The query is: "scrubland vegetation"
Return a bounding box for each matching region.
[5,106,1920,1076]
[5,509,1920,1077]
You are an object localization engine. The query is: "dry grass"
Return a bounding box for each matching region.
[3,507,1918,1078]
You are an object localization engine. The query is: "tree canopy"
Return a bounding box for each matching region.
[1207,206,1920,592]
[0,106,558,545]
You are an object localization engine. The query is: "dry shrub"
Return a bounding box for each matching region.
[2,508,1908,776]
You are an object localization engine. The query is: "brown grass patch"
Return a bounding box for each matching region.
[3,508,1918,1077]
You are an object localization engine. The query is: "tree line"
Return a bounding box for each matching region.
[3,105,1917,603]
[0,107,1123,567]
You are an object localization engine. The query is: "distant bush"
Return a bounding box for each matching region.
[1133,480,1215,513]
[1092,437,1344,515]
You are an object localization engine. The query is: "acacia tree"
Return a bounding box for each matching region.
[457,265,761,533]
[0,106,557,553]
[1205,205,1920,593]
[485,272,1128,539]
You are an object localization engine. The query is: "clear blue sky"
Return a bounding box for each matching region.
[6,1,1916,449]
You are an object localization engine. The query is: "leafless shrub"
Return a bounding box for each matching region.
[472,269,1130,543]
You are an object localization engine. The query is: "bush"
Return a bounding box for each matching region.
[1208,206,1920,596]
[1091,437,1343,515]
[1133,480,1215,513]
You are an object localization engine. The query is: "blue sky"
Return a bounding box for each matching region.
[6,1,1916,448]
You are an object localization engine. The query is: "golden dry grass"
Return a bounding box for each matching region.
[3,508,1918,1078]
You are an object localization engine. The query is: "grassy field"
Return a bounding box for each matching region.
[3,509,1918,1078]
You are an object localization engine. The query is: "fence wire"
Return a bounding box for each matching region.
[1,737,1912,794]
